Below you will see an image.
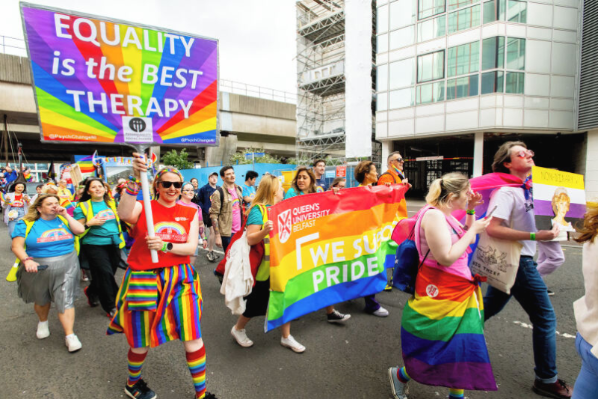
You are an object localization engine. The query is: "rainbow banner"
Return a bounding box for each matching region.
[76,154,95,174]
[266,185,409,331]
[21,3,218,146]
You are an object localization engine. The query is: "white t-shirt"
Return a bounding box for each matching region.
[488,186,536,256]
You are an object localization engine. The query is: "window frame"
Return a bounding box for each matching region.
[417,50,446,84]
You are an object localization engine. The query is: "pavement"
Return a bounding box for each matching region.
[0,221,584,399]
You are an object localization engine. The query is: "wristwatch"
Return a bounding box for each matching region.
[166,242,174,252]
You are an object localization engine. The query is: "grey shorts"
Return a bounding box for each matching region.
[17,251,81,313]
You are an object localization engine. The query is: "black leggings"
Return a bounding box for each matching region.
[82,244,121,313]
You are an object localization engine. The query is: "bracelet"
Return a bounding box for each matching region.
[203,236,207,240]
[22,256,33,262]
[161,242,168,252]
[530,232,536,241]
[128,175,140,184]
[466,209,475,215]
[125,184,140,196]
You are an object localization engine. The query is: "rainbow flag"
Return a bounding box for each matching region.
[266,185,409,331]
[401,265,497,391]
[22,169,33,182]
[76,154,95,174]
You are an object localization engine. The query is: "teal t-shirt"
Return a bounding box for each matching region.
[247,204,270,226]
[284,187,304,200]
[73,201,120,245]
[242,184,256,205]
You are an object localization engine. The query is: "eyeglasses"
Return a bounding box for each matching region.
[391,158,404,163]
[514,150,534,159]
[159,181,182,189]
[182,189,194,193]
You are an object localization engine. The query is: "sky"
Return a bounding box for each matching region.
[0,0,298,94]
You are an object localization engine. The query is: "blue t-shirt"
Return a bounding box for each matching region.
[12,217,75,258]
[242,184,256,204]
[315,177,328,192]
[284,187,304,200]
[73,201,120,245]
[247,204,270,226]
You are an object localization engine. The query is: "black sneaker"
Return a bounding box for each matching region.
[206,251,215,262]
[327,310,351,323]
[125,379,156,399]
[547,289,555,296]
[204,393,218,399]
[83,286,99,307]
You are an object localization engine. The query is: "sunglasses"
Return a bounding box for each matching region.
[182,189,194,193]
[514,150,534,158]
[392,158,404,163]
[159,181,182,189]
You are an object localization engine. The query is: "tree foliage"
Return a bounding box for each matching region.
[229,147,281,165]
[161,148,194,170]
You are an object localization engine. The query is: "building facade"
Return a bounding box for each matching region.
[374,0,586,196]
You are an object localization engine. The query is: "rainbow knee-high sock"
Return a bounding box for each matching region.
[186,346,207,399]
[397,367,411,383]
[449,388,465,399]
[127,349,148,387]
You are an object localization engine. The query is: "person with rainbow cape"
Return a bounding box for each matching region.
[388,172,497,399]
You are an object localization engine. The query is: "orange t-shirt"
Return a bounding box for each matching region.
[128,200,197,271]
[377,169,403,185]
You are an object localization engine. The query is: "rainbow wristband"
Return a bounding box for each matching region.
[466,209,475,215]
[530,232,536,241]
[125,185,139,196]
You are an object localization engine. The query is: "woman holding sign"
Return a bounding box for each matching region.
[231,175,306,353]
[3,182,30,237]
[387,173,496,399]
[109,155,216,399]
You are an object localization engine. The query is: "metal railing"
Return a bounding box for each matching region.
[0,35,27,57]
[0,35,297,104]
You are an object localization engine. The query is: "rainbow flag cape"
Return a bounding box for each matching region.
[22,169,33,182]
[401,265,497,391]
[266,184,409,331]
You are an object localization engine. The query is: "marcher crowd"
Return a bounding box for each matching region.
[5,141,598,399]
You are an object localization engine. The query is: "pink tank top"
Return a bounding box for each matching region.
[415,205,473,281]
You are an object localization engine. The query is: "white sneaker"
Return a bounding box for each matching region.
[373,306,389,317]
[231,326,254,348]
[281,335,306,353]
[65,334,82,352]
[36,321,50,339]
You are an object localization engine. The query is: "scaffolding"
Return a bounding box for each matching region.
[296,0,347,162]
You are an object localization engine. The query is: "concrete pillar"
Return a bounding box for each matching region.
[473,132,484,177]
[586,129,598,201]
[381,140,393,168]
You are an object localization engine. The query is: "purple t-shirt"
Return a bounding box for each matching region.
[228,188,241,234]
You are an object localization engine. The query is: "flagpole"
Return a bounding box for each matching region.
[136,145,159,263]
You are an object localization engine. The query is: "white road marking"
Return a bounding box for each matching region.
[513,321,575,338]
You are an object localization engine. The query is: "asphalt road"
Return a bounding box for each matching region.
[0,218,584,399]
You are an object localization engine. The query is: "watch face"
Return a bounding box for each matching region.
[167,242,174,251]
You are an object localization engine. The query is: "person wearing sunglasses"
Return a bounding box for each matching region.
[110,155,217,399]
[378,151,411,291]
[483,141,572,399]
[74,178,125,318]
[178,182,208,265]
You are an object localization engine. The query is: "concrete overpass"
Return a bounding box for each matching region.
[0,53,297,164]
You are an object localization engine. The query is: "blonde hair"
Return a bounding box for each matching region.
[41,183,58,194]
[426,172,470,207]
[551,187,571,215]
[22,194,60,222]
[246,175,280,216]
[576,202,598,244]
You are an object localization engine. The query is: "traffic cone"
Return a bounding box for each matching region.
[6,262,18,282]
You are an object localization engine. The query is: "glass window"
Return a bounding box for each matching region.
[390,26,415,50]
[505,72,524,93]
[481,71,504,94]
[482,36,505,70]
[416,81,445,104]
[36,163,48,170]
[389,88,415,109]
[447,74,479,99]
[417,51,445,83]
[448,4,481,34]
[448,0,480,12]
[390,59,416,89]
[377,5,389,33]
[417,14,446,42]
[507,0,526,23]
[506,38,525,70]
[483,0,505,24]
[377,34,389,53]
[418,0,446,20]
[447,41,480,77]
[377,92,388,111]
[392,0,417,29]
[377,64,388,91]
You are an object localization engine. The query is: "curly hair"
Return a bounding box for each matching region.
[291,167,316,194]
[576,202,598,244]
[354,161,374,185]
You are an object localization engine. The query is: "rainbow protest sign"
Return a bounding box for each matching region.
[266,185,409,331]
[21,3,218,146]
